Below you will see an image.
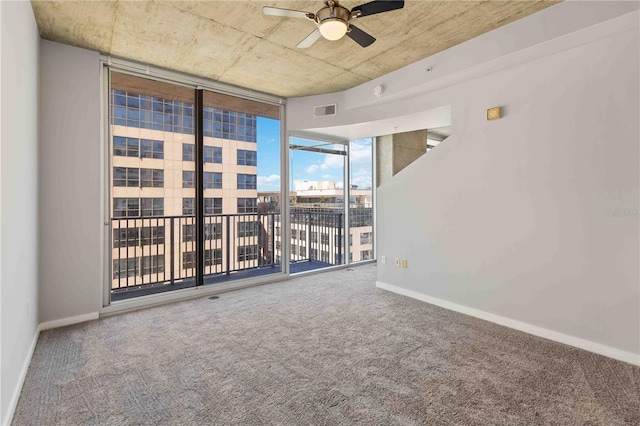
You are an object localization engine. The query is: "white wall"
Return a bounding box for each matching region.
[0,1,40,424]
[39,41,102,324]
[287,2,640,363]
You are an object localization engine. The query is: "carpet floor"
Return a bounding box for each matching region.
[13,264,640,425]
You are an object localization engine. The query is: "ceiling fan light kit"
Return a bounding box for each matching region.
[263,0,405,48]
[319,20,348,41]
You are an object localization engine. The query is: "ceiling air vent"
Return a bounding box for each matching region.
[314,104,337,117]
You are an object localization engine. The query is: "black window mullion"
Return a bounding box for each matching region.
[195,89,204,287]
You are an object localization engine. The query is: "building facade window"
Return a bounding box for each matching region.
[205,198,223,215]
[183,223,222,242]
[237,245,258,262]
[183,171,195,188]
[203,108,257,142]
[140,198,164,217]
[113,258,139,279]
[237,149,257,166]
[206,249,223,266]
[114,198,140,217]
[141,255,165,275]
[112,89,194,134]
[113,137,164,159]
[204,172,223,189]
[237,198,257,213]
[112,89,258,142]
[114,226,166,248]
[204,146,222,163]
[182,249,222,269]
[206,223,223,240]
[182,199,222,216]
[113,167,139,187]
[113,255,164,278]
[113,228,139,248]
[113,136,140,157]
[183,198,194,215]
[238,221,259,237]
[360,250,373,260]
[360,232,373,245]
[114,167,163,188]
[140,139,164,159]
[140,169,164,188]
[183,143,194,161]
[141,226,165,245]
[183,251,196,269]
[237,174,257,189]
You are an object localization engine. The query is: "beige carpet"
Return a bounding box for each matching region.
[13,264,640,425]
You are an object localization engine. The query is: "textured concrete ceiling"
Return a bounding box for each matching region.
[31,0,560,98]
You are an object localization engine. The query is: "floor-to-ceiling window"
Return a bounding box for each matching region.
[348,138,374,263]
[108,70,282,302]
[289,138,347,271]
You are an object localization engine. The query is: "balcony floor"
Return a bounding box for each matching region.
[111,260,333,302]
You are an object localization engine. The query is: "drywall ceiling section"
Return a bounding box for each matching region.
[293,105,452,141]
[30,0,559,98]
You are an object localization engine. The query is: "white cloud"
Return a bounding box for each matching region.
[257,174,280,190]
[306,164,320,174]
[351,168,372,189]
[320,154,344,171]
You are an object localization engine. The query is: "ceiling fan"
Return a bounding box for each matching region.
[263,0,405,48]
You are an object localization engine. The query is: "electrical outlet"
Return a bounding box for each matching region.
[381,256,386,264]
[401,259,408,269]
[394,258,400,267]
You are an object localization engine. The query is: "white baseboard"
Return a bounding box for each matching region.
[3,327,40,426]
[376,281,640,367]
[39,311,99,331]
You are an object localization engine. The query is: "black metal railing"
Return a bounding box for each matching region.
[111,213,278,292]
[289,210,343,265]
[110,211,344,293]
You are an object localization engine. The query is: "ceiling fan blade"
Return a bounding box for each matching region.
[347,25,376,48]
[263,6,313,20]
[297,29,322,48]
[351,0,404,17]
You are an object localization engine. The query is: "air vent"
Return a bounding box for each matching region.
[314,104,337,117]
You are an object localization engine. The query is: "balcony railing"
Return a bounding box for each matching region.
[110,211,344,297]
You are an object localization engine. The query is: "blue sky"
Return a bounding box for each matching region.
[257,117,372,192]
